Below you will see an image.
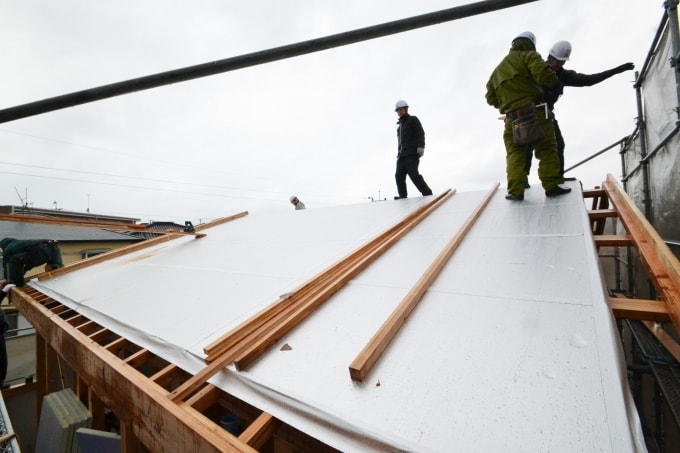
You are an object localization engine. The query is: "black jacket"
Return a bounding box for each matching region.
[543,64,631,110]
[396,113,425,158]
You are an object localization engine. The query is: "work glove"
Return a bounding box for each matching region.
[0,283,12,303]
[2,284,15,294]
[417,147,424,157]
[617,62,635,72]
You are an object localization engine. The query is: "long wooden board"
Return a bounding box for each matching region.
[348,183,499,381]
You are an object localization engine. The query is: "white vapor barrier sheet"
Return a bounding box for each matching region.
[31,181,646,452]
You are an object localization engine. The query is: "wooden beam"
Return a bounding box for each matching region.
[583,188,606,198]
[603,174,680,333]
[150,364,182,388]
[239,412,278,450]
[124,348,152,368]
[348,183,500,381]
[609,297,670,322]
[185,384,221,413]
[195,211,248,232]
[594,234,633,247]
[588,209,618,220]
[12,289,257,452]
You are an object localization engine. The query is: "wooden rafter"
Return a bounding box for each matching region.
[10,286,277,452]
[609,297,670,322]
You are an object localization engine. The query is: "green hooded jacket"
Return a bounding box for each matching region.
[485,39,558,113]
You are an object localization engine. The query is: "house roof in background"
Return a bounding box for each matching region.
[0,220,142,242]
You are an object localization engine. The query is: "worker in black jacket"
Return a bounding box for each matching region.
[525,41,635,182]
[393,99,433,199]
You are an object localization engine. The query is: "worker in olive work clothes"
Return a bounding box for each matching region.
[393,99,433,200]
[485,31,570,201]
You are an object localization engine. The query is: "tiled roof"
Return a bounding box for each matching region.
[0,220,143,242]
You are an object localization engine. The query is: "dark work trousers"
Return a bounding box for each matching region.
[395,155,432,198]
[525,119,565,177]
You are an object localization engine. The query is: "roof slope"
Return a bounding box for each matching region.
[30,181,645,452]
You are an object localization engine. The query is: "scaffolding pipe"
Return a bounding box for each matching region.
[563,136,628,174]
[622,124,680,182]
[635,70,653,221]
[665,0,680,125]
[634,12,670,90]
[0,0,537,124]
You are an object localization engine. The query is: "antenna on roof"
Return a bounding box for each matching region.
[14,187,27,207]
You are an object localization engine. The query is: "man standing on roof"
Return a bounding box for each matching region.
[485,31,571,201]
[393,99,433,200]
[0,238,64,302]
[524,41,635,182]
[290,195,306,210]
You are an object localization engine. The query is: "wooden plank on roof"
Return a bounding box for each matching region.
[609,297,670,322]
[603,174,680,333]
[348,183,500,382]
[32,211,247,282]
[172,190,455,402]
[232,189,458,371]
[203,190,455,362]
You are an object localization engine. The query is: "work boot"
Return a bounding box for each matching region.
[505,193,524,201]
[394,196,406,200]
[545,186,572,197]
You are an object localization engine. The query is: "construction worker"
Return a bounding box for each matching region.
[525,41,635,182]
[290,195,306,210]
[485,31,570,201]
[393,99,433,199]
[0,238,64,302]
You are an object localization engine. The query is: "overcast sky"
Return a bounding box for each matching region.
[0,1,663,224]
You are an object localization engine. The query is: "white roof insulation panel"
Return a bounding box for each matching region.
[30,181,646,452]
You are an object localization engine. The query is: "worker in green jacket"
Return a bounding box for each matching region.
[0,237,64,302]
[485,31,571,201]
[0,237,60,388]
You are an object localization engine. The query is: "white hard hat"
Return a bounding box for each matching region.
[512,31,536,47]
[290,195,298,202]
[394,100,409,111]
[548,40,572,61]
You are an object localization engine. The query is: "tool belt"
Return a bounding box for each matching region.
[507,103,545,145]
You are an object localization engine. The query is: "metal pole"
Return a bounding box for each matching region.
[665,0,680,125]
[0,0,537,124]
[563,136,627,174]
